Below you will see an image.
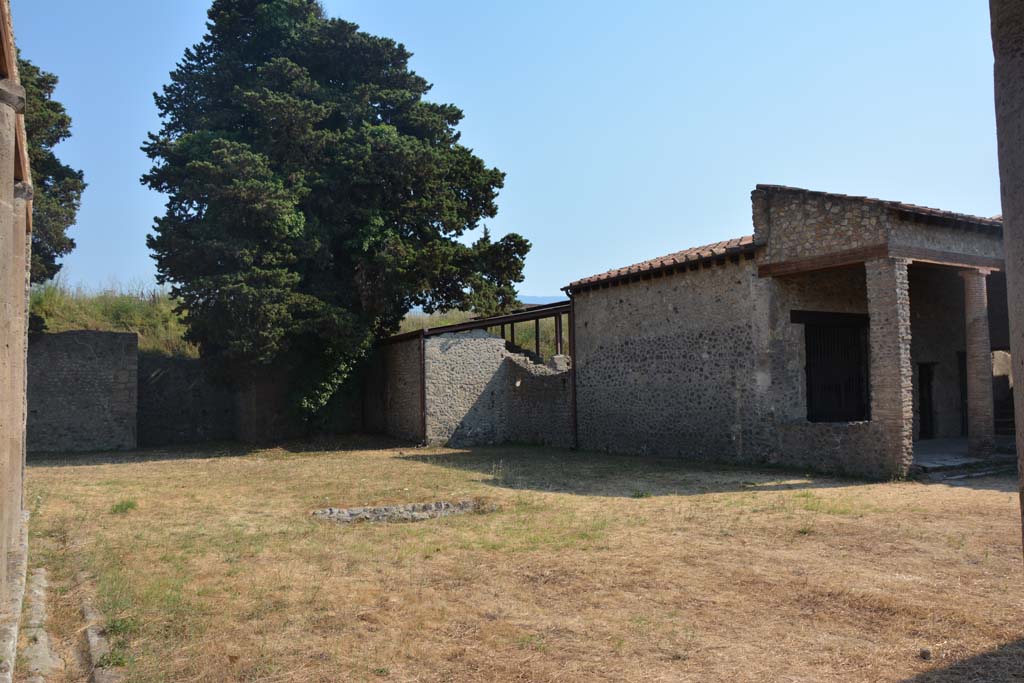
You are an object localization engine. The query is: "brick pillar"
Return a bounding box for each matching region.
[960,269,996,458]
[865,258,914,478]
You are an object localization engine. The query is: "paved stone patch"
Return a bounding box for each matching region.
[21,568,61,683]
[313,500,492,524]
[77,573,124,683]
[0,513,28,683]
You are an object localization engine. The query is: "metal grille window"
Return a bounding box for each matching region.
[792,311,870,423]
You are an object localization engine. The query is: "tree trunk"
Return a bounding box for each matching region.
[990,0,1024,557]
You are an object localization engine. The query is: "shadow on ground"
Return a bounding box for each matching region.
[26,433,406,468]
[399,446,871,498]
[30,436,1017,498]
[901,639,1024,682]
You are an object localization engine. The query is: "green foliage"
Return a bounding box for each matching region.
[30,280,196,357]
[143,0,530,413]
[19,55,86,283]
[111,499,139,515]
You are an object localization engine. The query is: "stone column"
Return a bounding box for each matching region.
[990,0,1024,554]
[13,182,29,514]
[960,269,996,458]
[0,74,23,609]
[865,258,914,478]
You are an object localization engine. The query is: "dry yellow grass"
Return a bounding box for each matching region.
[20,439,1024,682]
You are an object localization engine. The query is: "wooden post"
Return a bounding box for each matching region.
[555,314,563,355]
[500,324,505,340]
[535,318,541,358]
[510,322,515,346]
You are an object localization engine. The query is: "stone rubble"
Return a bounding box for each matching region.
[312,500,490,524]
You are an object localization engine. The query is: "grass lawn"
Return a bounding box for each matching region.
[22,439,1024,682]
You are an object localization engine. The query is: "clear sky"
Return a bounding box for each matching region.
[12,0,999,297]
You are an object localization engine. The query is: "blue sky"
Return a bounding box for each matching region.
[13,1,999,297]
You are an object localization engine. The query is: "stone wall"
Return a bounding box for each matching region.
[137,354,234,446]
[363,330,572,448]
[424,331,572,447]
[503,355,573,448]
[753,188,890,262]
[572,254,951,479]
[753,186,1004,266]
[573,259,776,463]
[424,332,505,445]
[764,265,897,477]
[364,337,423,441]
[27,332,138,453]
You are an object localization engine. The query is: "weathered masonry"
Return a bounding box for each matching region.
[366,302,574,448]
[0,0,32,675]
[565,185,1010,479]
[27,332,139,453]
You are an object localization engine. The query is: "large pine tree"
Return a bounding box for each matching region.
[143,0,529,412]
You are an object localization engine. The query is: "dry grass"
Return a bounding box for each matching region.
[22,439,1024,682]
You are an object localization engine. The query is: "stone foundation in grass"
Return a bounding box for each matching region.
[312,500,494,524]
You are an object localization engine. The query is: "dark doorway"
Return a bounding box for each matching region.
[918,363,936,439]
[794,311,870,423]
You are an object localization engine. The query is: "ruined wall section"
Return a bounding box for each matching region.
[573,259,775,462]
[27,332,138,453]
[423,331,572,448]
[503,355,573,448]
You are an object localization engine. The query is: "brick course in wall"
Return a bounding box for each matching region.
[27,332,138,453]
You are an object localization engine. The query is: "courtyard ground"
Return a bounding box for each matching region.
[18,439,1024,682]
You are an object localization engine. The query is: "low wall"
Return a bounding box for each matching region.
[27,331,138,453]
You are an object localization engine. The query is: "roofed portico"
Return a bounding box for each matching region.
[753,185,1009,475]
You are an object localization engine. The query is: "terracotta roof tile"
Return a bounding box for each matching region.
[565,186,1001,293]
[564,235,756,291]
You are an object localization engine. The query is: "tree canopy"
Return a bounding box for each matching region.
[143,0,530,413]
[20,56,86,283]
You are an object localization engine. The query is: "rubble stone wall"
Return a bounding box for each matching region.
[27,332,138,453]
[423,331,572,448]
